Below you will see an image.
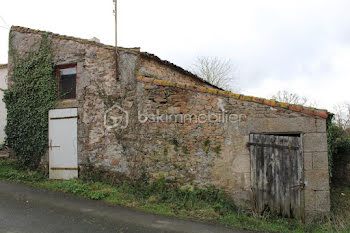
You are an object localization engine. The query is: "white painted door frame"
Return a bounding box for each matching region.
[49,108,78,180]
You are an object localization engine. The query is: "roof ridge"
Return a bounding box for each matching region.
[11,25,221,90]
[136,75,330,119]
[10,26,140,53]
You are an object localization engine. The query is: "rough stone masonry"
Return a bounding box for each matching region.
[8,26,331,221]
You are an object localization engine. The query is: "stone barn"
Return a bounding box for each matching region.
[8,26,331,221]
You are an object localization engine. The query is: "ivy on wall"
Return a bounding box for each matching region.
[4,34,57,169]
[327,114,350,182]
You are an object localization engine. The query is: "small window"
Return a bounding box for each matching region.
[57,66,77,100]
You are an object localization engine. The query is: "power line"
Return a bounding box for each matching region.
[0,15,10,30]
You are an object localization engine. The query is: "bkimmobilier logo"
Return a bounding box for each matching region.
[138,110,246,124]
[104,104,246,130]
[104,104,129,130]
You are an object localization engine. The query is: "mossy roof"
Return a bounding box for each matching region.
[137,75,330,119]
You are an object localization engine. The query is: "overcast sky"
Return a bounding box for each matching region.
[0,0,349,110]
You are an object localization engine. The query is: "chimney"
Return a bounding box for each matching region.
[90,37,100,43]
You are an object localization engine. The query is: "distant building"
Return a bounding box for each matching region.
[0,64,7,144]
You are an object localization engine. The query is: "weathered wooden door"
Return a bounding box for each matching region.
[249,134,304,220]
[49,108,78,180]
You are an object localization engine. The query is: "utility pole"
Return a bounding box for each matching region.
[114,0,118,78]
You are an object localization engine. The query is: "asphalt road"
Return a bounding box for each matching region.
[0,181,251,233]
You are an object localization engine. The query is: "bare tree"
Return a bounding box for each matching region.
[190,56,239,92]
[332,103,350,130]
[271,90,318,108]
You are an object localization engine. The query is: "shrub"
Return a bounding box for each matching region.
[327,121,350,180]
[80,163,237,215]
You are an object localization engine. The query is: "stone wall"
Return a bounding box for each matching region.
[0,65,7,144]
[130,78,330,220]
[303,137,330,220]
[139,54,214,88]
[9,28,139,170]
[8,27,330,220]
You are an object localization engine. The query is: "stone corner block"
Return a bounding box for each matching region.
[315,190,330,212]
[316,118,327,133]
[231,154,250,173]
[303,133,328,152]
[304,210,329,223]
[304,189,316,212]
[304,152,313,171]
[312,152,329,170]
[304,170,330,191]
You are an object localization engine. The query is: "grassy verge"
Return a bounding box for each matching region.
[0,159,349,232]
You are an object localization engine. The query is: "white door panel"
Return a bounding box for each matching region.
[49,108,77,118]
[49,108,78,180]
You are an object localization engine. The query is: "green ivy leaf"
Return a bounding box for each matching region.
[4,34,57,169]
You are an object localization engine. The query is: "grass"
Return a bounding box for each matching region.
[0,159,349,233]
